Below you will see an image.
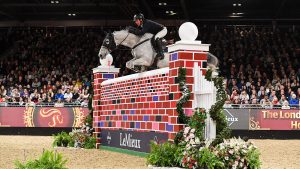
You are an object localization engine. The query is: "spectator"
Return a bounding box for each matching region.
[64,88,73,103]
[54,89,64,101]
[240,90,250,104]
[261,95,272,109]
[289,94,299,107]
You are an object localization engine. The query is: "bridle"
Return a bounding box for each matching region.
[102,32,130,52]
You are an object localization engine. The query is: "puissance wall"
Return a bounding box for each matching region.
[93,50,209,152]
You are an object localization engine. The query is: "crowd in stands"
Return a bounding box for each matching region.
[0,28,99,107]
[0,25,300,109]
[199,26,300,108]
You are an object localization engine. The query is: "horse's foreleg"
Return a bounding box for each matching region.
[157,53,170,68]
[126,59,136,69]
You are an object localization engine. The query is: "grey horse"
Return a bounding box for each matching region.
[98,29,169,72]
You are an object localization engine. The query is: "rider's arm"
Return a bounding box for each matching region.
[128,26,145,36]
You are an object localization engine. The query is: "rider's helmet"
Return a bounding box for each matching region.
[133,13,144,21]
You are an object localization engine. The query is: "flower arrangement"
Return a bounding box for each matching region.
[180,127,202,169]
[53,122,95,149]
[214,138,261,169]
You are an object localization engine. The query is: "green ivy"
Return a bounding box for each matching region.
[205,69,231,145]
[176,68,191,124]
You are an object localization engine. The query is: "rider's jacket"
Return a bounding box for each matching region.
[128,19,164,36]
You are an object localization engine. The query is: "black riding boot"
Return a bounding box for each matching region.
[155,38,164,60]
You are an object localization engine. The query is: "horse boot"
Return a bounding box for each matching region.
[155,38,164,60]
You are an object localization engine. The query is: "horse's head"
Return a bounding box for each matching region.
[98,32,117,59]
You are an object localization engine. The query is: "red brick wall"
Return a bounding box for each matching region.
[93,51,208,147]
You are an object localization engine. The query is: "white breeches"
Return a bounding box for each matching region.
[154,27,167,39]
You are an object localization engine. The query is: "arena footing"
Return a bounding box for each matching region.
[0,127,72,136]
[232,130,300,139]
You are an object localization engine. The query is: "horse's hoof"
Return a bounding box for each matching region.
[132,65,141,72]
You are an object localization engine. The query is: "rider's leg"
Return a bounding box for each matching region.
[154,27,167,60]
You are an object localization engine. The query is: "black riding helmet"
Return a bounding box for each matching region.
[133,13,144,21]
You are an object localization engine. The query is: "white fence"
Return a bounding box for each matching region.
[193,62,216,140]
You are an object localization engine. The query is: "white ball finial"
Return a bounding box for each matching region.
[178,22,198,41]
[100,54,113,66]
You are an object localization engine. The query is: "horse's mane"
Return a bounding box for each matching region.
[113,29,153,38]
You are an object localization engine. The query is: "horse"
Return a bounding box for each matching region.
[98,29,169,72]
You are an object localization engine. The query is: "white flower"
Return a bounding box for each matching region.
[239,162,244,167]
[184,127,190,134]
[225,156,229,160]
[228,149,234,155]
[189,133,195,139]
[241,158,245,162]
[190,128,195,133]
[195,137,200,144]
[190,139,195,145]
[235,161,239,166]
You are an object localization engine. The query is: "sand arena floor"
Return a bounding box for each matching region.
[0,136,300,169]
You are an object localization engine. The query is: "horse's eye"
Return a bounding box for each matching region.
[105,39,110,44]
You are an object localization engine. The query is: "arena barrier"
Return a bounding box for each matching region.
[224,108,300,130]
[92,39,214,152]
[0,107,89,127]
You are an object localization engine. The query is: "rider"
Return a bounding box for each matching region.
[128,13,167,60]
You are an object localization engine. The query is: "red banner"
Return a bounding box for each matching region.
[0,107,89,127]
[250,109,300,130]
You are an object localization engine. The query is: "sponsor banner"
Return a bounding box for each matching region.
[250,109,300,130]
[0,107,89,127]
[223,109,249,130]
[101,129,168,152]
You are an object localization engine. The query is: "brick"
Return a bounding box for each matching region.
[169,69,178,76]
[170,101,177,108]
[159,109,165,114]
[178,52,193,60]
[185,61,194,67]
[156,102,162,108]
[175,60,184,67]
[146,122,152,129]
[159,123,166,131]
[144,102,150,108]
[194,52,207,60]
[163,101,170,108]
[150,115,155,121]
[173,124,184,132]
[141,122,146,129]
[167,109,173,116]
[170,85,179,92]
[169,61,175,69]
[186,77,194,84]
